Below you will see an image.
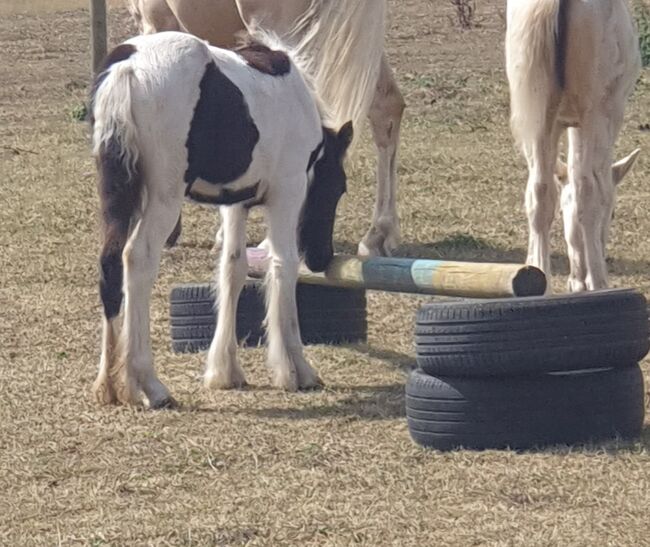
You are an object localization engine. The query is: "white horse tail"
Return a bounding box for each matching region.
[289,0,386,139]
[90,44,142,320]
[506,0,569,157]
[92,45,140,179]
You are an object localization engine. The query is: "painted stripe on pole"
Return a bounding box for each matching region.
[361,257,419,292]
[245,249,546,298]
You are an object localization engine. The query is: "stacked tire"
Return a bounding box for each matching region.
[407,289,649,451]
[170,280,367,353]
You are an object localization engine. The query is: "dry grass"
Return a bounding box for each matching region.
[1,2,649,545]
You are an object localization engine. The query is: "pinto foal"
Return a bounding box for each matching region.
[506,0,641,291]
[91,32,352,408]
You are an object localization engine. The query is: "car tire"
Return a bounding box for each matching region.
[405,366,645,451]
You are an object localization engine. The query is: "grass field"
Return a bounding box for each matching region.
[1,1,649,545]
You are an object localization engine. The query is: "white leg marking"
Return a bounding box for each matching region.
[119,196,182,408]
[360,56,404,257]
[264,180,322,391]
[205,205,249,389]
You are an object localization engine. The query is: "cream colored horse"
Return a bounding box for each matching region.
[128,0,404,257]
[506,0,641,291]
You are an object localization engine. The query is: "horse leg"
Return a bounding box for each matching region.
[563,115,619,292]
[599,104,626,258]
[165,214,182,247]
[116,196,182,408]
[94,316,119,405]
[264,182,321,391]
[129,0,185,255]
[359,54,405,257]
[204,205,248,389]
[523,122,561,284]
[130,0,181,34]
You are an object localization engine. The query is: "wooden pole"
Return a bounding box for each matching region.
[90,0,108,75]
[246,248,547,298]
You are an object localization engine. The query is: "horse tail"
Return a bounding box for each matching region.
[506,0,569,158]
[288,0,386,143]
[126,0,144,32]
[90,44,142,320]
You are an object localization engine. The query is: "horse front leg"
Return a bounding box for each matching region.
[359,54,405,257]
[204,205,248,389]
[264,184,322,391]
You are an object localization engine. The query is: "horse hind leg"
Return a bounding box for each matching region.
[94,317,120,405]
[117,193,184,408]
[359,55,405,257]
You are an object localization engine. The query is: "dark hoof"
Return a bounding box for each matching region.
[299,382,324,392]
[149,396,179,410]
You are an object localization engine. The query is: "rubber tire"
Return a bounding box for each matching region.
[170,281,265,353]
[406,366,645,451]
[170,280,367,353]
[416,289,649,377]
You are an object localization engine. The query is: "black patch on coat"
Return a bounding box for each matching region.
[556,0,570,89]
[89,44,137,127]
[98,136,143,320]
[235,41,291,76]
[184,61,260,188]
[186,181,261,206]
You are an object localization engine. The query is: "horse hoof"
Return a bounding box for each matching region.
[297,368,324,390]
[299,377,324,391]
[204,372,248,390]
[357,238,395,258]
[149,395,179,410]
[92,377,118,405]
[272,372,299,392]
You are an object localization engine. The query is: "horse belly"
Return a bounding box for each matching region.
[166,0,245,47]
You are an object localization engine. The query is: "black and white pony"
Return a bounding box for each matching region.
[91,31,352,408]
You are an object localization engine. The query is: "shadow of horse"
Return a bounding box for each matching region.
[247,383,406,421]
[334,235,650,279]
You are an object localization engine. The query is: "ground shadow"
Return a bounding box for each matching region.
[351,344,416,373]
[246,382,406,421]
[243,345,415,421]
[172,236,650,279]
[514,424,650,456]
[335,235,650,279]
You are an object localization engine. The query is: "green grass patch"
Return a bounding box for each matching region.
[635,1,650,67]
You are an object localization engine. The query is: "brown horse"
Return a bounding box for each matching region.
[127,0,404,257]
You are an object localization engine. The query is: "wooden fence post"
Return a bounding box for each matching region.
[90,0,108,75]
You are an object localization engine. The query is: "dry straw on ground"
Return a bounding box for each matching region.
[1,1,649,545]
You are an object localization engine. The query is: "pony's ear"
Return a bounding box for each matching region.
[337,121,354,152]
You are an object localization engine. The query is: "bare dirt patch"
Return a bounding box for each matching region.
[1,2,649,545]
